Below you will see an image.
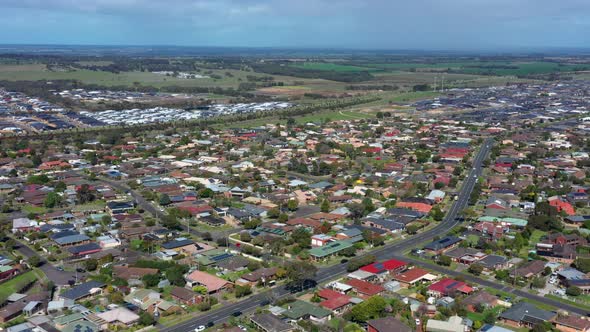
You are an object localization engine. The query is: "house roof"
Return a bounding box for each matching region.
[95,307,139,324]
[62,321,99,332]
[393,268,430,284]
[428,278,472,295]
[54,234,90,246]
[320,295,351,310]
[499,302,556,323]
[170,286,199,301]
[61,281,105,300]
[161,239,194,249]
[250,313,293,332]
[360,259,407,274]
[309,240,354,258]
[113,266,159,280]
[554,315,590,330]
[424,236,461,251]
[344,278,384,296]
[462,291,499,307]
[185,270,231,292]
[281,300,331,319]
[68,243,101,255]
[367,317,412,332]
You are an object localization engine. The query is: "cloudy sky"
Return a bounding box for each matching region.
[2,0,589,50]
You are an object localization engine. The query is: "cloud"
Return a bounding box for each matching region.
[0,0,588,49]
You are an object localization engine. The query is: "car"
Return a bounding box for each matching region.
[206,322,214,328]
[56,266,64,271]
[231,311,242,317]
[260,299,270,306]
[76,268,85,273]
[195,326,205,332]
[415,318,421,325]
[238,325,247,331]
[340,258,349,264]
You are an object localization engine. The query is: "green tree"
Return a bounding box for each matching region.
[199,188,214,198]
[54,181,67,192]
[406,224,421,235]
[243,219,262,229]
[468,263,484,276]
[77,184,95,204]
[234,285,252,298]
[166,266,186,286]
[267,208,280,219]
[44,192,61,208]
[84,258,98,271]
[159,193,171,206]
[531,277,546,289]
[29,255,42,267]
[290,227,312,248]
[285,261,317,286]
[142,274,160,288]
[320,199,330,213]
[349,296,387,322]
[566,286,582,296]
[139,312,155,326]
[483,310,497,324]
[240,232,252,242]
[437,255,452,266]
[430,206,444,221]
[4,238,16,250]
[192,285,208,295]
[287,199,299,211]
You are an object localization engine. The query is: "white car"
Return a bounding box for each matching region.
[415,319,421,325]
[195,326,205,332]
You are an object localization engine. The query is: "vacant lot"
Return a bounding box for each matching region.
[0,270,37,303]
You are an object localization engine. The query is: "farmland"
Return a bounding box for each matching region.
[290,62,378,72]
[363,61,589,76]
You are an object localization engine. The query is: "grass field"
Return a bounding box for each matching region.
[0,64,334,90]
[0,271,37,303]
[366,61,587,76]
[519,230,545,257]
[291,62,378,72]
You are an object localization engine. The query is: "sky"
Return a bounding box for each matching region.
[1,0,589,50]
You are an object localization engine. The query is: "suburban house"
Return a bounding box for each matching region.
[427,278,473,298]
[367,317,412,332]
[170,286,202,305]
[281,300,332,324]
[553,315,590,332]
[424,236,462,255]
[60,281,106,301]
[185,270,232,294]
[124,289,180,315]
[498,302,556,329]
[250,313,294,332]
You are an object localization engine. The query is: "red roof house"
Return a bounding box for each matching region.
[360,259,407,275]
[428,278,473,297]
[548,196,575,216]
[344,279,384,298]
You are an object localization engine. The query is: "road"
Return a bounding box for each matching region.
[12,238,84,285]
[97,177,236,241]
[160,138,497,331]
